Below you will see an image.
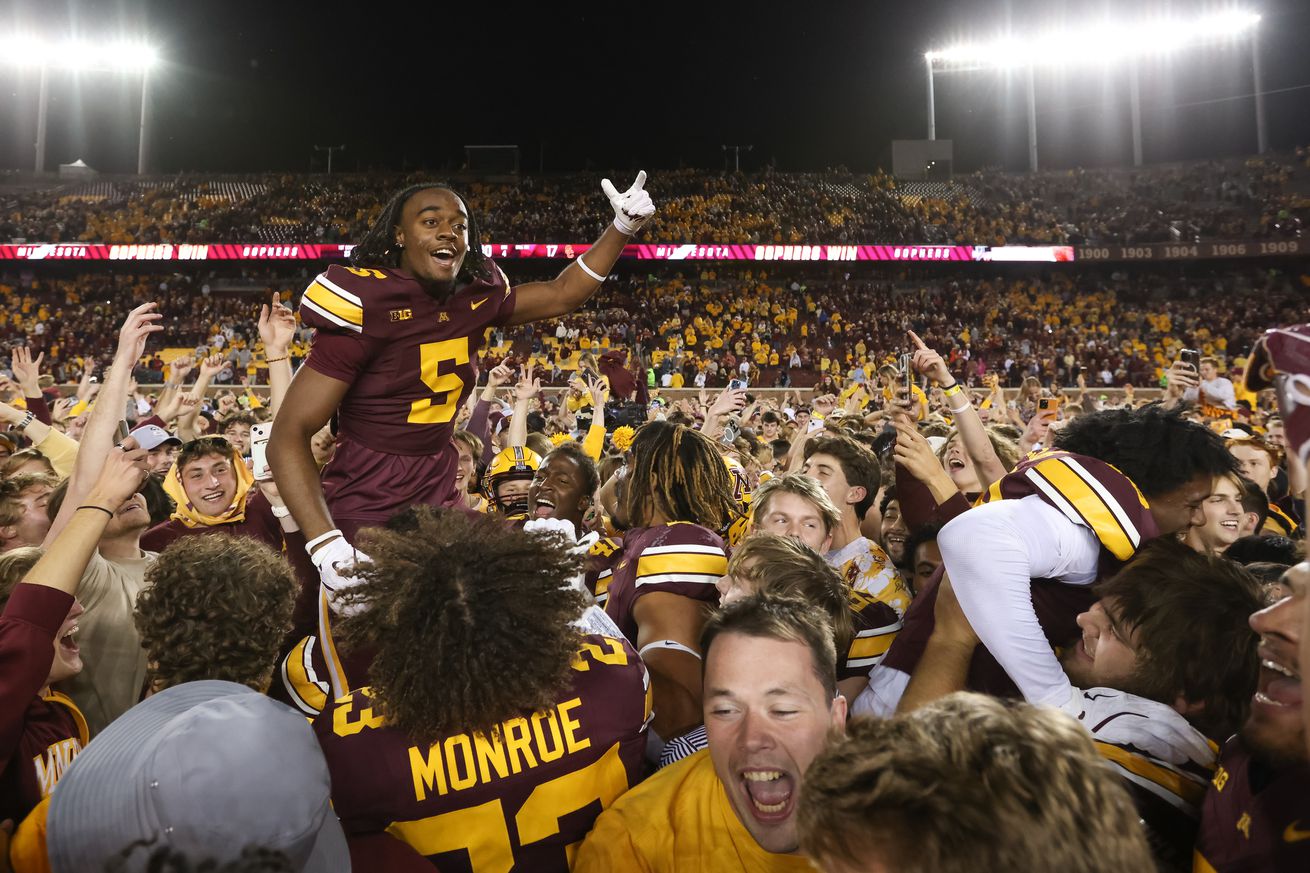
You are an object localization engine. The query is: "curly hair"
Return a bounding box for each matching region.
[337,507,587,743]
[134,535,297,692]
[622,421,739,531]
[350,183,491,283]
[1053,402,1239,498]
[798,694,1154,873]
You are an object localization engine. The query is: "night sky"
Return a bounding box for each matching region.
[4,0,1309,175]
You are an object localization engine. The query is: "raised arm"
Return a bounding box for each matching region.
[910,331,1006,488]
[25,439,150,597]
[46,303,163,545]
[507,173,655,325]
[258,292,297,418]
[507,364,540,449]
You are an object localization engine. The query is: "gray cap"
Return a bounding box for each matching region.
[128,424,182,451]
[47,680,350,872]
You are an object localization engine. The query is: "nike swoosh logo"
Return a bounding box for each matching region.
[1286,821,1310,843]
[471,298,488,311]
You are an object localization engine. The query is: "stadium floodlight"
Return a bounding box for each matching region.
[1,36,161,173]
[923,9,1266,169]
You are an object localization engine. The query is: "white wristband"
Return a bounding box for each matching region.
[271,504,291,519]
[305,528,343,555]
[574,256,607,283]
[948,403,972,415]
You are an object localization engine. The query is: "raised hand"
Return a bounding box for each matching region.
[258,291,296,356]
[11,347,44,396]
[908,330,953,386]
[515,363,541,402]
[169,355,195,385]
[600,170,656,236]
[85,436,151,508]
[116,302,165,364]
[587,375,609,408]
[812,393,838,416]
[708,386,748,420]
[199,354,226,378]
[486,363,514,389]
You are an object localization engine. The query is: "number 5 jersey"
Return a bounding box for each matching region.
[298,262,517,529]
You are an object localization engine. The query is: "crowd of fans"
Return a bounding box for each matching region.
[0,264,1302,408]
[3,154,1306,246]
[0,258,1305,871]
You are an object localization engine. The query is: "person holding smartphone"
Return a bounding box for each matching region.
[1182,355,1238,412]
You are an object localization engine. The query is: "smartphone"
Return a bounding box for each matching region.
[250,422,272,481]
[1180,349,1201,371]
[899,353,914,395]
[728,379,746,391]
[1038,397,1060,413]
[115,420,131,443]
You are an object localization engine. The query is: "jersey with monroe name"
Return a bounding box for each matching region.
[314,634,650,873]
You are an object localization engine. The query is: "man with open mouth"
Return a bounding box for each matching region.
[576,594,845,871]
[1194,560,1309,871]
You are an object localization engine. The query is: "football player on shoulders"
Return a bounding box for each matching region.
[268,173,655,603]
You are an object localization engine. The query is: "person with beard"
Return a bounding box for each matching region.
[878,488,910,576]
[902,538,1263,867]
[268,175,655,605]
[1194,559,1310,872]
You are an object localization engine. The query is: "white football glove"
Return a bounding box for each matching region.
[522,516,600,595]
[309,535,372,616]
[601,170,655,236]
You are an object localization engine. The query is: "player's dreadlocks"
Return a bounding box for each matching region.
[337,506,586,743]
[622,420,740,531]
[351,183,492,283]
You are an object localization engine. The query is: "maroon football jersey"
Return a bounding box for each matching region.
[880,450,1155,697]
[584,535,623,609]
[602,524,728,646]
[299,262,517,520]
[314,634,651,873]
[1194,737,1310,872]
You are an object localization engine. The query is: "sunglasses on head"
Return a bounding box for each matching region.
[180,435,231,454]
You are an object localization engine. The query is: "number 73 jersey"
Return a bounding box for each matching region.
[314,634,652,873]
[298,262,517,455]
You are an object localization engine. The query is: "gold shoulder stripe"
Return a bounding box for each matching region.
[304,281,364,327]
[1030,459,1136,560]
[636,552,729,579]
[1094,742,1206,807]
[283,637,328,715]
[848,632,897,661]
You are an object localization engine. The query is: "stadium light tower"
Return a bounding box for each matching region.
[924,10,1264,171]
[0,37,160,174]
